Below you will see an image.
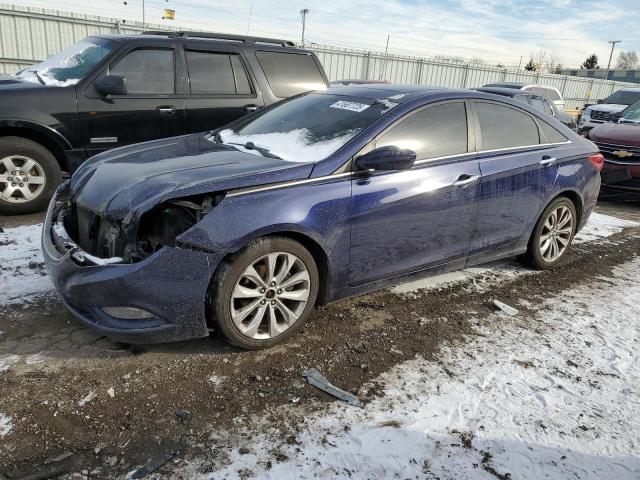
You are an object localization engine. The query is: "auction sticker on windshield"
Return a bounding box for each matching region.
[330,101,370,112]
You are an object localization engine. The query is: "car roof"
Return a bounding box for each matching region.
[325,84,450,101]
[89,33,307,52]
[484,82,528,88]
[476,87,532,97]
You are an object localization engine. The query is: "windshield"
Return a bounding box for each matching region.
[15,38,115,87]
[603,90,640,106]
[620,100,640,124]
[214,93,402,162]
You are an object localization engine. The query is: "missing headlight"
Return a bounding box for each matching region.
[128,193,222,261]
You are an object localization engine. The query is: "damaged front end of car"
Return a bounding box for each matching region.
[50,182,224,266]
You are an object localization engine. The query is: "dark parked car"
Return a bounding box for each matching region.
[477,87,577,130]
[589,100,640,193]
[0,31,328,214]
[43,85,602,348]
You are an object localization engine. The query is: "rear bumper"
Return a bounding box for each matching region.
[41,185,225,344]
[601,161,640,192]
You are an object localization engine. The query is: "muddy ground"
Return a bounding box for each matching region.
[1,199,639,479]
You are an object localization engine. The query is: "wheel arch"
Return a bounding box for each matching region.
[547,189,583,230]
[204,229,333,331]
[0,121,72,172]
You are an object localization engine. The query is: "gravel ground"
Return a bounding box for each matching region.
[0,199,639,479]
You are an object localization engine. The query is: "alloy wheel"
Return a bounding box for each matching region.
[230,251,311,340]
[0,155,46,203]
[539,205,573,262]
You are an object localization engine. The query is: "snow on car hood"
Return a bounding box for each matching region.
[70,133,314,220]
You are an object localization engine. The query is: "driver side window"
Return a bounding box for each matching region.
[109,48,175,95]
[376,102,468,160]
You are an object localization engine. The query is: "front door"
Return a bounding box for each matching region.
[469,100,560,253]
[349,101,481,285]
[182,47,264,134]
[78,46,184,157]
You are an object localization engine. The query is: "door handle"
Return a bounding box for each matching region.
[156,105,176,115]
[245,104,259,112]
[540,155,556,166]
[453,174,480,187]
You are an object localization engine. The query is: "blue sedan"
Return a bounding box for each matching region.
[42,85,602,348]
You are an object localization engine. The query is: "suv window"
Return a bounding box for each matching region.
[109,48,174,95]
[256,51,325,97]
[377,102,468,160]
[475,102,540,150]
[530,95,554,115]
[185,50,251,95]
[540,122,568,143]
[514,95,530,105]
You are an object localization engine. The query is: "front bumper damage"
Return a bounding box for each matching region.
[41,183,225,344]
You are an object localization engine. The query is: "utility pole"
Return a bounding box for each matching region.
[247,3,253,35]
[605,40,621,81]
[380,34,390,80]
[142,0,145,29]
[300,9,310,47]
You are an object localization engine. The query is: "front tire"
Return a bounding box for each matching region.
[211,237,319,349]
[0,136,62,215]
[523,197,577,269]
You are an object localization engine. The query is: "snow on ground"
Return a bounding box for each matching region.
[392,211,639,294]
[0,412,12,438]
[180,256,640,480]
[0,212,637,307]
[0,223,52,305]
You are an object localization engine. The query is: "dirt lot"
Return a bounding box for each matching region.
[1,199,639,479]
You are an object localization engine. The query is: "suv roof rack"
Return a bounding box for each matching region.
[142,31,295,47]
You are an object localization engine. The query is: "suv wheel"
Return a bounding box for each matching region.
[0,136,62,215]
[523,197,576,269]
[211,237,319,349]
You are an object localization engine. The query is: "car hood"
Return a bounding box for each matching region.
[589,123,640,147]
[70,133,314,220]
[586,104,627,114]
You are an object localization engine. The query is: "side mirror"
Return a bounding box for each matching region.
[597,99,604,104]
[95,74,126,97]
[355,146,417,171]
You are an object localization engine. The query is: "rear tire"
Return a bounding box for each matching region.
[523,197,577,269]
[210,236,319,349]
[0,136,62,215]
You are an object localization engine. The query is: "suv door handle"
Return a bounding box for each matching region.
[245,104,259,113]
[157,105,176,115]
[540,155,556,166]
[453,174,480,187]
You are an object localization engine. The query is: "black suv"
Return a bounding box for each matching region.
[0,31,328,214]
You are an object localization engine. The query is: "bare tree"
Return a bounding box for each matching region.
[544,51,563,74]
[616,51,639,70]
[531,50,547,72]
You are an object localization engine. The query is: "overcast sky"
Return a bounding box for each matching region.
[11,0,640,68]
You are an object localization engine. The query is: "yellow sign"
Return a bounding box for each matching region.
[162,9,175,20]
[613,150,633,158]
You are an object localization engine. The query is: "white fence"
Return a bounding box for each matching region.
[0,3,636,110]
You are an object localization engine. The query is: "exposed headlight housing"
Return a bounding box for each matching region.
[102,306,154,319]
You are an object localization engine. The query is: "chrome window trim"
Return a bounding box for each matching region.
[226,171,353,197]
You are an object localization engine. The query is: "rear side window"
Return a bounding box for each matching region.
[530,95,554,115]
[256,51,325,97]
[110,48,174,94]
[475,102,540,150]
[186,51,251,95]
[377,102,468,160]
[514,95,530,105]
[540,122,568,143]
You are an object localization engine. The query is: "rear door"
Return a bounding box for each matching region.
[469,100,561,253]
[349,100,481,285]
[182,44,264,134]
[78,45,184,156]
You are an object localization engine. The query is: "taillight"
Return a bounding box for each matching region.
[588,153,604,171]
